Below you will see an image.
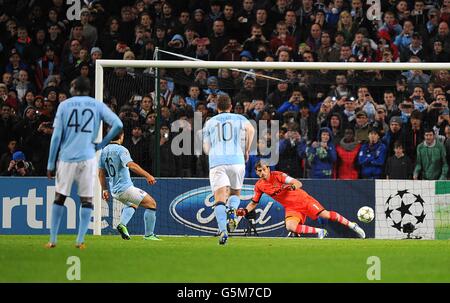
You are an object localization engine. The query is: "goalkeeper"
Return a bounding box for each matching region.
[236,161,366,238]
[99,130,161,241]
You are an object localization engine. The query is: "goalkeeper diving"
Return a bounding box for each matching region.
[236,161,366,238]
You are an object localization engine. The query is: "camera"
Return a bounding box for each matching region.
[16,160,25,169]
[163,133,169,139]
[434,103,443,108]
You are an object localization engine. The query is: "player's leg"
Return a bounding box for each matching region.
[318,209,365,238]
[75,196,93,248]
[140,194,161,241]
[214,186,229,245]
[74,158,97,248]
[117,205,135,240]
[46,193,67,248]
[46,161,76,248]
[120,205,137,226]
[117,203,137,240]
[285,212,328,239]
[227,189,240,232]
[226,164,245,232]
[210,166,231,245]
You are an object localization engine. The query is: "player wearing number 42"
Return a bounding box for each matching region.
[236,161,366,239]
[46,77,123,249]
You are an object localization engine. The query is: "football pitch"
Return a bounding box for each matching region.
[1,235,449,283]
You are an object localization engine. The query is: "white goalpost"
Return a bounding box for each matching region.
[93,59,450,236]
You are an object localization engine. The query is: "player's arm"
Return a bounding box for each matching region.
[237,183,262,216]
[127,161,156,185]
[98,168,109,200]
[47,107,63,176]
[202,123,211,155]
[203,139,211,155]
[236,201,258,216]
[285,176,302,190]
[244,120,255,161]
[96,103,123,150]
[277,172,302,190]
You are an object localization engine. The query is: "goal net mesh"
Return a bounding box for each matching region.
[98,61,450,240]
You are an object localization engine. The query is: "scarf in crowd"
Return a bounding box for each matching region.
[339,138,358,151]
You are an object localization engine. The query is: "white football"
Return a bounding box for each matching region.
[357,206,375,223]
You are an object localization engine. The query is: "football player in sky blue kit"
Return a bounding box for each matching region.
[46,77,123,249]
[98,130,160,241]
[203,95,255,245]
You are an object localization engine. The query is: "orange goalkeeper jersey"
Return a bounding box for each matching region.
[252,171,323,215]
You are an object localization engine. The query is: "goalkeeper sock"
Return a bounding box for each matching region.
[227,195,240,211]
[50,203,65,244]
[214,202,227,233]
[329,211,351,227]
[295,224,318,234]
[144,208,157,236]
[120,206,135,226]
[76,207,93,245]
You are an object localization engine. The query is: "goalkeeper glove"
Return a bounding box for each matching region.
[236,208,248,217]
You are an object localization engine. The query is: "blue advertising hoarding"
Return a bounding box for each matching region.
[0,178,375,238]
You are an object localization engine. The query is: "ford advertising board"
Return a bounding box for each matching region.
[1,178,376,238]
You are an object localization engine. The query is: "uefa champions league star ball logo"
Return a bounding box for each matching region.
[384,190,427,236]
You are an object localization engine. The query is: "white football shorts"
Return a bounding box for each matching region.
[55,158,97,197]
[209,164,245,192]
[112,186,147,207]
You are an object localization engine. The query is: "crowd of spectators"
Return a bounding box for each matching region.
[0,0,449,180]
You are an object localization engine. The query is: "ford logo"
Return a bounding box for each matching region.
[169,185,286,235]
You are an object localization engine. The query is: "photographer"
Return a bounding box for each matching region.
[118,104,140,139]
[426,93,448,127]
[276,88,304,115]
[242,24,270,58]
[1,151,34,176]
[216,37,242,61]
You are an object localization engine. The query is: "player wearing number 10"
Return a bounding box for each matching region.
[203,95,255,245]
[46,77,123,249]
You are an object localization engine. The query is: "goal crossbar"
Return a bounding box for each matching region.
[96,60,450,71]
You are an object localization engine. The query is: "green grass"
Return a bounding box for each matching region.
[0,235,449,283]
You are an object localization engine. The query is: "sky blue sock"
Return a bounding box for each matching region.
[76,207,93,244]
[144,208,156,236]
[214,204,227,233]
[50,203,64,244]
[227,195,241,210]
[120,206,135,226]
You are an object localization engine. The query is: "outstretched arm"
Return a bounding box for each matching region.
[237,201,259,216]
[127,161,156,185]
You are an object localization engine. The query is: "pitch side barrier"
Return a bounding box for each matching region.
[0,177,448,239]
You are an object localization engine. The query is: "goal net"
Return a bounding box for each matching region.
[94,58,450,240]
